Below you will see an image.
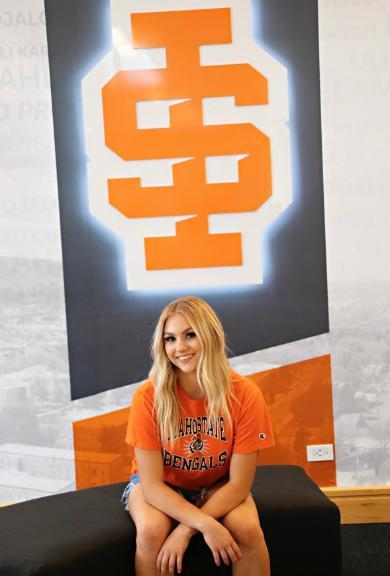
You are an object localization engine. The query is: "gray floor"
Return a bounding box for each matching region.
[341,523,390,576]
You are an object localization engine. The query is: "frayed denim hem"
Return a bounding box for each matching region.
[121,474,140,512]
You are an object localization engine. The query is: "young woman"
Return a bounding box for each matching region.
[123,296,274,576]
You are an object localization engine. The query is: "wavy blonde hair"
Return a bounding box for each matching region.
[149,296,234,443]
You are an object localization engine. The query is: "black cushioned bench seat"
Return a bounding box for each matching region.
[0,465,342,576]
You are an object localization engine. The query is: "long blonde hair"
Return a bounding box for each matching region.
[149,296,233,443]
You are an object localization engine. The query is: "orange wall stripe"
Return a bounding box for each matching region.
[251,354,336,487]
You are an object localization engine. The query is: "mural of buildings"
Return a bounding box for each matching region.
[0,471,73,505]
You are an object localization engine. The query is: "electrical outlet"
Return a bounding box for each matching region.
[306,444,334,462]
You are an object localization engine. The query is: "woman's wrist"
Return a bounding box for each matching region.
[197,513,218,535]
[177,523,197,538]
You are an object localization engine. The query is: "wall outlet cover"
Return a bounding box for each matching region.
[306,443,334,462]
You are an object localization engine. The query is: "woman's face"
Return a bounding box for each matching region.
[163,313,202,376]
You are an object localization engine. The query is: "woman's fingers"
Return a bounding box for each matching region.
[229,541,242,562]
[157,549,167,573]
[159,551,172,575]
[176,554,183,574]
[212,549,221,566]
[232,540,242,560]
[157,551,183,575]
[156,551,162,572]
[219,548,230,566]
[225,544,238,564]
[212,541,242,567]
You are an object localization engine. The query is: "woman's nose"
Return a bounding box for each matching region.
[176,337,188,351]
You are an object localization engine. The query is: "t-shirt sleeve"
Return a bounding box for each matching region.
[125,383,161,450]
[232,379,275,453]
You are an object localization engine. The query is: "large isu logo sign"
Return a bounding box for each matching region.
[82,0,291,290]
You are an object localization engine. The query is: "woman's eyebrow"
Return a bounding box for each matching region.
[164,327,193,336]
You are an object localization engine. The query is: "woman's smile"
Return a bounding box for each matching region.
[177,353,195,362]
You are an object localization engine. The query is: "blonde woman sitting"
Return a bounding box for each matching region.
[122,296,274,575]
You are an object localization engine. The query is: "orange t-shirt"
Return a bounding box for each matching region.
[125,370,275,491]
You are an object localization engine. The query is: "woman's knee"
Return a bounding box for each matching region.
[229,520,264,545]
[223,504,265,547]
[128,483,173,554]
[136,517,172,553]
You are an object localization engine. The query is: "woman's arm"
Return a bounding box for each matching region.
[202,452,257,515]
[156,451,257,573]
[177,451,258,538]
[135,446,214,532]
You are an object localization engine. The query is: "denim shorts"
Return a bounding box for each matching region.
[121,474,208,512]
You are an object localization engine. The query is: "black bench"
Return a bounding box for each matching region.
[0,465,342,576]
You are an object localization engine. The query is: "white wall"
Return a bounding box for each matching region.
[319,0,390,485]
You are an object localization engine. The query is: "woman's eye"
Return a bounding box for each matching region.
[164,336,175,343]
[186,331,196,339]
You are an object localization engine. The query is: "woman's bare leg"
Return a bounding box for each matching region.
[128,483,174,576]
[222,494,270,576]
